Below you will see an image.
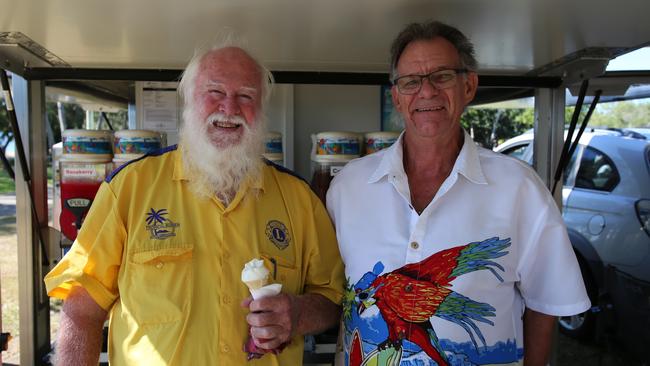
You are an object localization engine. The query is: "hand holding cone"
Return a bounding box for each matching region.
[241,258,286,360]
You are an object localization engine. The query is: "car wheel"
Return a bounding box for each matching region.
[559,258,596,339]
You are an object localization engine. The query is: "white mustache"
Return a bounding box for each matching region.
[206,112,247,126]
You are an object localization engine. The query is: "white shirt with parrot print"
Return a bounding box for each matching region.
[326,130,590,366]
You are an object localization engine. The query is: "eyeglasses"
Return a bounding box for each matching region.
[392,68,468,95]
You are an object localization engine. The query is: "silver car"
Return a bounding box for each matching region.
[495,129,650,361]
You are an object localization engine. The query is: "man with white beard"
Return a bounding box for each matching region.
[45,44,344,365]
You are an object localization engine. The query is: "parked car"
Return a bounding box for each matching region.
[495,128,650,361]
[622,127,650,139]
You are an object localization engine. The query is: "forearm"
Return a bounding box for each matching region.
[294,293,341,336]
[54,287,108,366]
[523,308,556,366]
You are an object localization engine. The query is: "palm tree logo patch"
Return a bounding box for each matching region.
[145,208,180,240]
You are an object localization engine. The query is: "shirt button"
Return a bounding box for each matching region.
[221,344,230,353]
[223,295,231,304]
[155,262,164,269]
[410,241,419,250]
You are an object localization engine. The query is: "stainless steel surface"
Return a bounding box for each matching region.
[0,0,648,73]
[533,88,566,197]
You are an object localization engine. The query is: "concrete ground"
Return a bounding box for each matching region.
[0,194,16,217]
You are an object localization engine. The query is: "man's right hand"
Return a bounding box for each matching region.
[242,293,297,350]
[54,286,108,366]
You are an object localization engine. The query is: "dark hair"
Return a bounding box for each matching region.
[389,20,478,80]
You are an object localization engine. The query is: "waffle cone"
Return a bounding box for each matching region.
[244,279,268,291]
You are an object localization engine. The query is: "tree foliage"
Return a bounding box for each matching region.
[461,108,534,148]
[463,99,650,148]
[574,100,650,128]
[0,100,128,151]
[46,102,86,142]
[0,99,11,150]
[45,102,128,142]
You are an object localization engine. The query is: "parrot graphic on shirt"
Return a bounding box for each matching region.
[348,237,511,366]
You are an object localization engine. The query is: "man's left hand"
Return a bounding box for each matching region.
[242,293,301,350]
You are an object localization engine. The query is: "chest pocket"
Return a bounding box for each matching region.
[122,245,193,325]
[260,254,301,295]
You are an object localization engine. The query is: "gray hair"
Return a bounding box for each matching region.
[389,21,478,81]
[178,33,274,111]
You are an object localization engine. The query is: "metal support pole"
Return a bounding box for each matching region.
[533,87,566,366]
[534,88,565,202]
[11,74,51,366]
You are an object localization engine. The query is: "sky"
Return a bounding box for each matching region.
[606,47,650,71]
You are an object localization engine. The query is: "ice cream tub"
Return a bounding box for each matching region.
[112,156,137,170]
[265,132,283,154]
[364,131,401,155]
[114,129,162,155]
[314,131,361,160]
[62,129,113,158]
[263,153,284,166]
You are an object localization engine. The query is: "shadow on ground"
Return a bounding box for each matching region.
[0,216,16,236]
[558,332,647,365]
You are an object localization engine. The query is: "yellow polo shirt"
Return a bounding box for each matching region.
[45,146,344,365]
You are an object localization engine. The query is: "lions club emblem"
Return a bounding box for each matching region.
[266,220,291,250]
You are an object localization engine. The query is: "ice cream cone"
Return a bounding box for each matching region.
[243,278,268,291]
[242,258,270,292]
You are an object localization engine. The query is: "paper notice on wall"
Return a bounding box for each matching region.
[142,87,179,131]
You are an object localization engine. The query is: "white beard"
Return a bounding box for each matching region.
[179,108,266,205]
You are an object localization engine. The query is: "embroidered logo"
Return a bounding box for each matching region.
[265,220,291,250]
[145,208,180,240]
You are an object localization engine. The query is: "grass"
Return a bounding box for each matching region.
[0,168,15,194]
[0,164,53,194]
[0,210,61,365]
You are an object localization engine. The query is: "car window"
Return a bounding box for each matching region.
[501,143,530,161]
[574,146,620,191]
[562,147,580,186]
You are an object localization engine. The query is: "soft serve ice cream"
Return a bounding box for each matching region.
[241,258,270,290]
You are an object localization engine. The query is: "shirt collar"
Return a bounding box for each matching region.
[368,129,487,185]
[455,129,488,185]
[172,148,187,181]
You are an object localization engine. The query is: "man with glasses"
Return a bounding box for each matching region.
[327,21,590,366]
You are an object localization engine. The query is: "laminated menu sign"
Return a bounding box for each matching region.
[142,82,179,131]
